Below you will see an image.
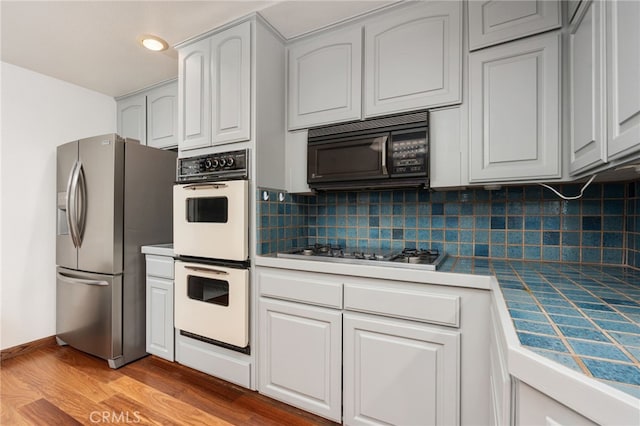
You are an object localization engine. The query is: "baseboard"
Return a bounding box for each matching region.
[1,336,57,362]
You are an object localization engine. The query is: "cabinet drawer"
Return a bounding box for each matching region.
[344,283,460,327]
[146,255,174,279]
[258,268,342,309]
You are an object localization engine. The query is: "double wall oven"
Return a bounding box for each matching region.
[173,149,250,353]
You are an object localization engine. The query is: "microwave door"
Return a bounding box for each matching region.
[308,135,389,183]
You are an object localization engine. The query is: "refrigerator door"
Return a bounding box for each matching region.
[56,267,123,365]
[77,134,125,274]
[56,140,79,269]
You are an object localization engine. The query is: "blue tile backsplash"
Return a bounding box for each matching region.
[258,180,640,267]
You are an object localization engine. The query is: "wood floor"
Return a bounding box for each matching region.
[0,345,338,425]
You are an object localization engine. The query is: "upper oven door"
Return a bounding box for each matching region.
[173,179,248,261]
[307,133,389,184]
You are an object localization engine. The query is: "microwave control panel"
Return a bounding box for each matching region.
[177,149,248,183]
[390,131,428,176]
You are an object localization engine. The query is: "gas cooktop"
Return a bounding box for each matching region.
[277,244,446,271]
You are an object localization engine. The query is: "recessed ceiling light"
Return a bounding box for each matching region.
[140,35,168,52]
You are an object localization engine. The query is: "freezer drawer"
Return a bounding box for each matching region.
[56,267,123,364]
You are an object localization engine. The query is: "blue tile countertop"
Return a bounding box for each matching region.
[441,257,640,399]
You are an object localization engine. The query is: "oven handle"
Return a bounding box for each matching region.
[182,183,228,190]
[184,265,229,275]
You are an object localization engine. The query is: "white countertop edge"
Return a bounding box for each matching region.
[255,255,492,290]
[141,243,174,257]
[490,278,640,425]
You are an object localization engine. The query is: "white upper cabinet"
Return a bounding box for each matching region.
[469,31,561,183]
[178,21,252,152]
[179,38,212,151]
[469,0,561,51]
[363,1,462,118]
[287,1,462,129]
[606,0,640,160]
[211,21,251,145]
[146,81,178,149]
[569,0,606,175]
[287,26,362,130]
[117,94,146,144]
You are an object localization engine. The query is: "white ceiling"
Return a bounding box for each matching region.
[1,1,393,98]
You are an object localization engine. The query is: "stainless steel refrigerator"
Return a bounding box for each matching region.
[56,134,176,368]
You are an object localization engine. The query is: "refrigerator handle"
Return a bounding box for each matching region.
[66,161,80,248]
[57,272,109,286]
[76,163,87,246]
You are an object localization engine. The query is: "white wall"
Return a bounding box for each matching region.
[0,62,116,350]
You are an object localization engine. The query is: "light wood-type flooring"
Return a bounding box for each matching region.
[0,344,338,425]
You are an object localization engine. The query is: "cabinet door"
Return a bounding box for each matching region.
[364,1,462,118]
[569,0,606,175]
[211,21,251,145]
[606,0,640,160]
[178,38,211,151]
[469,32,561,182]
[469,0,561,51]
[288,26,362,130]
[259,298,342,422]
[343,313,460,426]
[117,94,146,144]
[146,276,174,361]
[147,81,178,149]
[516,381,598,426]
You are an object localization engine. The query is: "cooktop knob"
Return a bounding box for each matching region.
[211,159,219,168]
[219,158,227,167]
[226,157,235,167]
[204,159,212,169]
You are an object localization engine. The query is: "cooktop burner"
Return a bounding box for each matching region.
[278,244,446,271]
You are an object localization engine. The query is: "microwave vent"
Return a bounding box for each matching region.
[308,111,428,139]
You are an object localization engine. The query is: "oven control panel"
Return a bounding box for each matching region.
[177,149,248,182]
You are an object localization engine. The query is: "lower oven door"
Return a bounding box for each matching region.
[174,261,249,348]
[173,179,248,261]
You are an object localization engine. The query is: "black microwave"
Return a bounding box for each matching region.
[307,111,429,190]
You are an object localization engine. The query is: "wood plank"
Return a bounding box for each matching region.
[120,359,253,424]
[2,362,112,424]
[235,393,337,426]
[110,376,233,425]
[1,345,338,426]
[0,336,56,361]
[1,399,33,426]
[0,363,44,408]
[17,398,82,425]
[6,348,118,403]
[47,345,123,384]
[101,393,182,426]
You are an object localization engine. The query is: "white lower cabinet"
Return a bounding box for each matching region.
[515,381,598,426]
[257,266,490,425]
[258,298,342,422]
[343,313,460,426]
[144,254,175,361]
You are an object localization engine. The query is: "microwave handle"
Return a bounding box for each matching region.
[381,135,389,176]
